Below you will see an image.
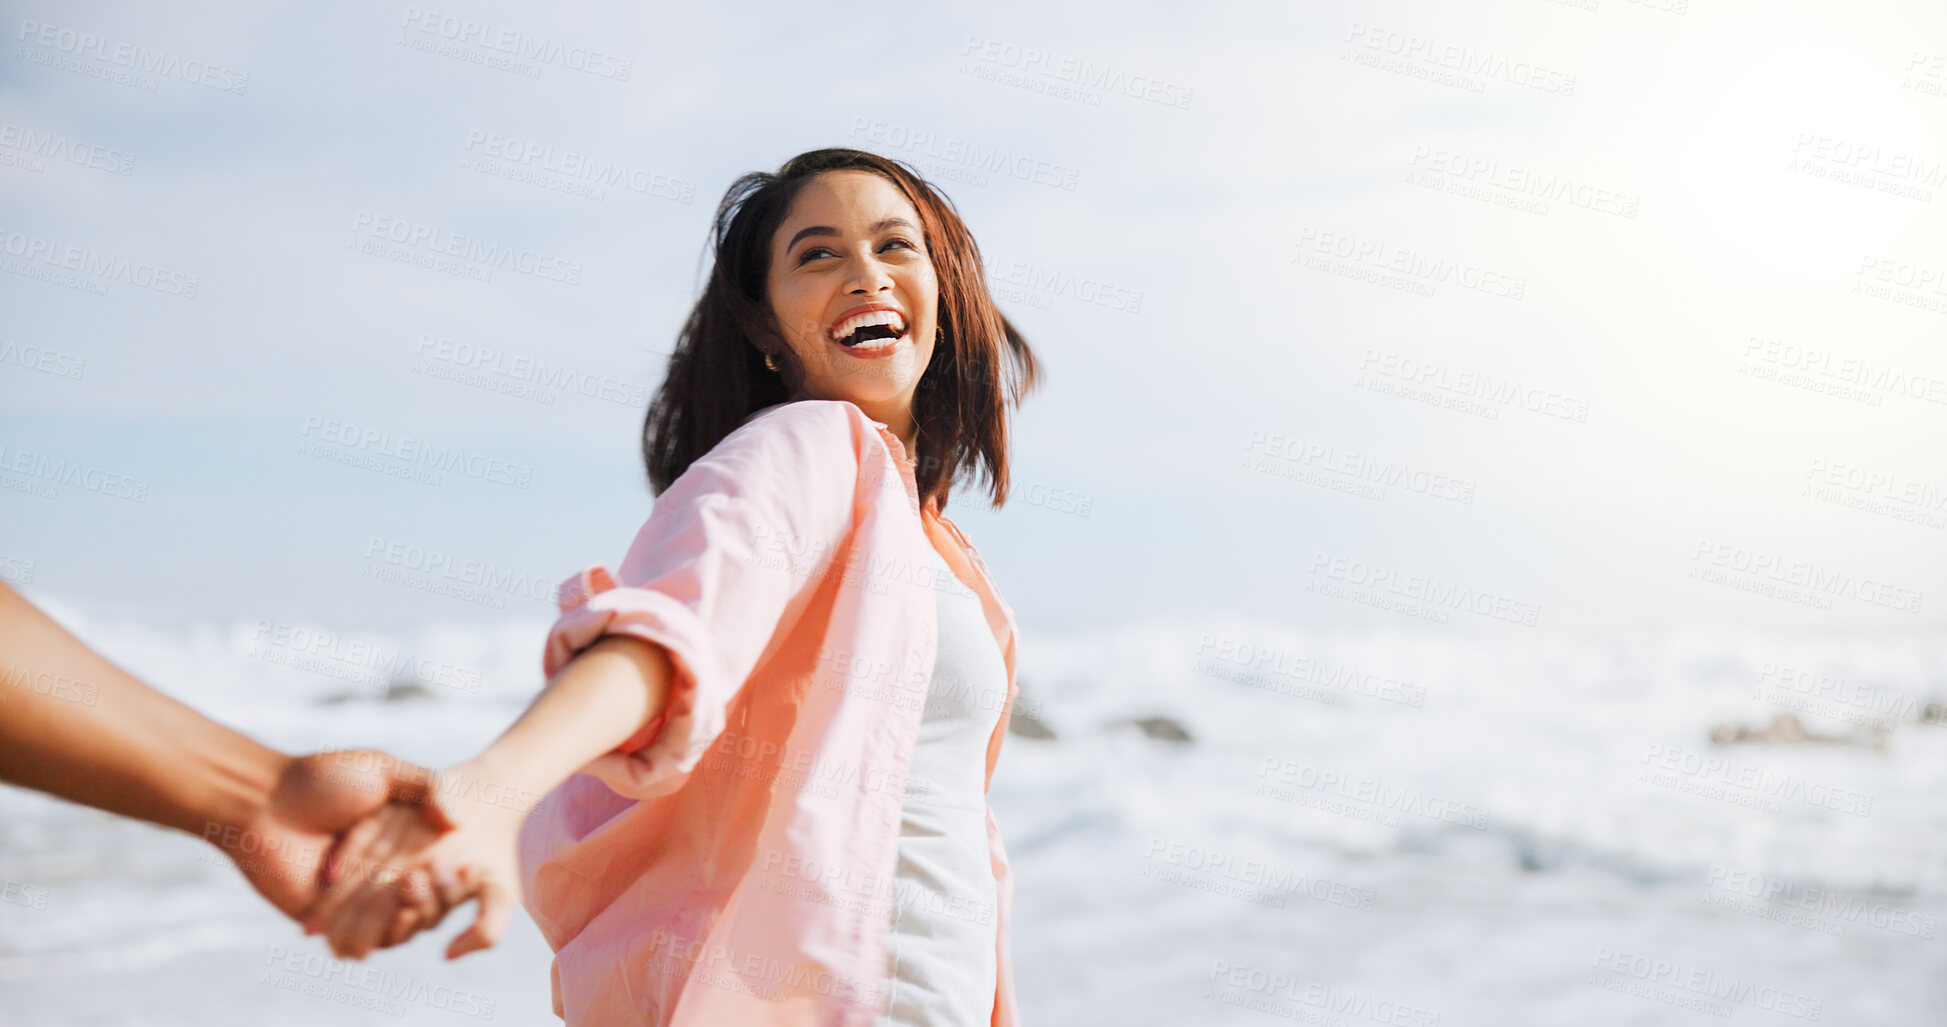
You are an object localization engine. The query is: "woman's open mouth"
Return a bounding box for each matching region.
[827,309,910,356]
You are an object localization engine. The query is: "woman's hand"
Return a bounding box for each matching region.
[305,758,531,961]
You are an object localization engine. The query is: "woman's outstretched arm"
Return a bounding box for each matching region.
[307,633,674,959]
[458,634,676,805]
[311,400,868,959]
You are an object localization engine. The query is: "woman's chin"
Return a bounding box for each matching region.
[805,355,922,395]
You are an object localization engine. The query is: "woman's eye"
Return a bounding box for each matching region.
[799,239,918,264]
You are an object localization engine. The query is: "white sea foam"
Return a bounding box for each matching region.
[2,608,1940,1023]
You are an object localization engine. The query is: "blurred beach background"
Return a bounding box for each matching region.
[4,0,1945,1023]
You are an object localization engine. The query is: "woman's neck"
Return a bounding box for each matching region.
[789,391,918,462]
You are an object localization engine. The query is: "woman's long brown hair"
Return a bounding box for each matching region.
[641,147,1040,513]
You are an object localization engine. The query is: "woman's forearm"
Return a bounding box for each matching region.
[0,584,289,838]
[455,634,673,808]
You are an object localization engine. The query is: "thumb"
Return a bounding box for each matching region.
[274,751,392,832]
[380,761,441,811]
[381,762,457,833]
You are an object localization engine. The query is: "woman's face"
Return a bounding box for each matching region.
[766,169,938,415]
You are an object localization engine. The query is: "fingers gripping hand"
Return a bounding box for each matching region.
[310,763,528,961]
[238,749,442,923]
[310,802,445,959]
[323,816,517,961]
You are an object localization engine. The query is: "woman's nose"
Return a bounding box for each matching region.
[840,253,896,292]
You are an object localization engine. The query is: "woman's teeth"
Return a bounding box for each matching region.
[839,331,905,350]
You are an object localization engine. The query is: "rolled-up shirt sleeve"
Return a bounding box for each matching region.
[541,401,864,800]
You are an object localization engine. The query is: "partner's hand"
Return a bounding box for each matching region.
[307,759,528,961]
[217,749,453,925]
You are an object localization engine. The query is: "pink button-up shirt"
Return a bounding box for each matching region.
[517,398,1024,1026]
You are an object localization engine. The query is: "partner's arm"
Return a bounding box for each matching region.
[0,582,287,837]
[0,582,450,923]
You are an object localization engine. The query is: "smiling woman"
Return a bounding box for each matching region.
[306,147,1044,1027]
[644,147,1040,515]
[770,174,943,446]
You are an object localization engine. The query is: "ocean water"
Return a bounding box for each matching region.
[2,608,1942,1024]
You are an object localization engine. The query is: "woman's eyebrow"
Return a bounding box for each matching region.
[785,217,918,253]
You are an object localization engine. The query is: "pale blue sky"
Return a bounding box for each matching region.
[4,0,1944,636]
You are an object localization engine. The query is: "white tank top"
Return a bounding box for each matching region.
[875,542,1006,1027]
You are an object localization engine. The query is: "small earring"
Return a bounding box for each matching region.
[764,352,780,372]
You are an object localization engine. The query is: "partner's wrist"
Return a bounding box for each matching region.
[196,745,294,842]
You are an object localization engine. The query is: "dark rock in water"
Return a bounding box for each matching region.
[1127,716,1192,743]
[313,679,435,705]
[1005,685,1056,739]
[1513,833,1559,873]
[1007,706,1057,740]
[1709,712,1886,751]
[383,680,435,702]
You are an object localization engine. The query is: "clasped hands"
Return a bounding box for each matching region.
[236,749,524,961]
